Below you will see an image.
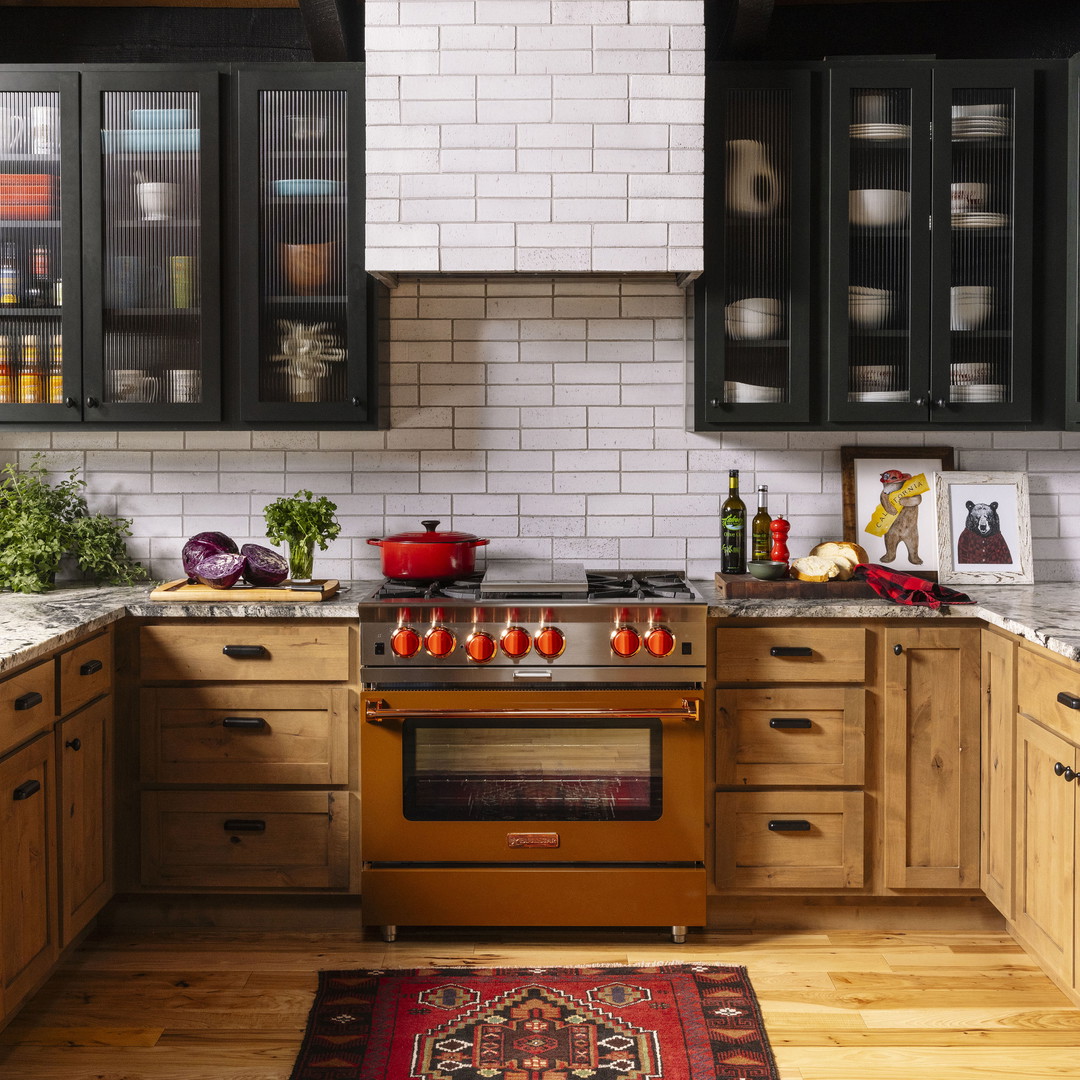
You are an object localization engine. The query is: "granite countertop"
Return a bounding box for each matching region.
[4,578,1080,676]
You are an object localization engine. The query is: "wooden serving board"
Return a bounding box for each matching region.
[714,572,878,599]
[149,579,340,602]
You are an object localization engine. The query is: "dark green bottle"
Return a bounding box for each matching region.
[720,469,747,574]
[751,485,771,562]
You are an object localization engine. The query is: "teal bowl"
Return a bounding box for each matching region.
[129,108,191,130]
[747,560,788,580]
[272,178,342,197]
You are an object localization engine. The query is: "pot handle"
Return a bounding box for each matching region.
[366,538,383,547]
[473,538,491,547]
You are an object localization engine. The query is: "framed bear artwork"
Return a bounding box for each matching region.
[933,471,1033,585]
[841,445,956,576]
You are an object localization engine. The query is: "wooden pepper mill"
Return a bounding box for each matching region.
[769,517,791,565]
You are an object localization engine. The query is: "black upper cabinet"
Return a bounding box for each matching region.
[235,65,375,425]
[1067,56,1080,429]
[697,57,1064,431]
[0,70,81,423]
[81,67,223,423]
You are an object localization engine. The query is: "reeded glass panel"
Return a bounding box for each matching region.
[403,720,662,822]
[100,90,202,405]
[257,90,347,403]
[949,87,1013,405]
[0,90,63,408]
[721,89,789,405]
[846,87,913,405]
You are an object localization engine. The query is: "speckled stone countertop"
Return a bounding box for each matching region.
[4,579,1080,676]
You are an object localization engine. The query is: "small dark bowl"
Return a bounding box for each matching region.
[747,560,788,580]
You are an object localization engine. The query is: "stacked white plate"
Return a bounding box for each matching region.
[952,117,1010,139]
[850,363,901,391]
[725,297,782,340]
[848,285,892,328]
[848,390,909,402]
[952,211,1009,229]
[850,122,911,140]
[951,383,1007,403]
[725,380,784,403]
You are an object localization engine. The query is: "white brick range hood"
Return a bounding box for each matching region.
[365,0,704,274]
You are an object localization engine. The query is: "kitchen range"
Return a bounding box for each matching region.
[358,559,709,943]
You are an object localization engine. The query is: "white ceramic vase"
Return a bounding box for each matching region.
[726,139,781,217]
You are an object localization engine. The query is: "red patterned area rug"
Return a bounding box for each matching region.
[289,963,778,1079]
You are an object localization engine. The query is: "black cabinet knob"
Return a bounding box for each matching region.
[915,396,927,407]
[768,819,812,832]
[222,645,267,659]
[64,396,78,409]
[86,396,99,408]
[1055,761,1067,777]
[13,691,43,711]
[769,717,812,729]
[1065,766,1078,783]
[13,779,41,801]
[65,737,82,751]
[1057,691,1080,710]
[79,658,103,676]
[770,646,812,657]
[709,398,722,408]
[893,643,903,655]
[221,716,267,730]
[350,396,362,407]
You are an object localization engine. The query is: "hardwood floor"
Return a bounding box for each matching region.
[1,926,1078,1078]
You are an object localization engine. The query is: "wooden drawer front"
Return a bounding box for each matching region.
[716,627,866,684]
[140,685,350,786]
[0,659,56,755]
[58,632,113,717]
[1018,645,1080,745]
[140,623,350,683]
[141,791,349,890]
[715,790,865,890]
[716,687,865,786]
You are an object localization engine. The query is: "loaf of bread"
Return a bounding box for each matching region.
[789,555,841,582]
[809,541,869,580]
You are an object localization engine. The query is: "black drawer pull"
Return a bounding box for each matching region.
[222,716,268,731]
[13,779,41,801]
[223,819,266,832]
[769,717,812,729]
[222,645,268,659]
[768,819,812,832]
[79,658,103,676]
[65,737,82,751]
[13,691,43,711]
[769,646,812,657]
[1057,692,1080,710]
[1055,761,1067,777]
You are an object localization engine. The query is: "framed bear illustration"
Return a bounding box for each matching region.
[933,471,1033,585]
[841,445,955,576]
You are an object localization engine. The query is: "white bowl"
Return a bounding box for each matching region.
[728,297,781,314]
[849,298,891,329]
[951,103,1005,118]
[849,188,910,227]
[849,284,890,298]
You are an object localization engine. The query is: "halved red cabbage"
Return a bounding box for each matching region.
[182,531,239,578]
[240,543,289,587]
[191,551,246,590]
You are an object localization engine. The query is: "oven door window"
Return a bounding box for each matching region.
[402,719,662,821]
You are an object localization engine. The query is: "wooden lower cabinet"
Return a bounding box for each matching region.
[981,628,1017,918]
[715,790,865,889]
[57,697,112,945]
[0,733,58,1019]
[882,626,982,890]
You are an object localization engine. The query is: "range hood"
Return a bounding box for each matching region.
[365,4,705,278]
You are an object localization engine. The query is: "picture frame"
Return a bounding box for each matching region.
[841,445,956,575]
[934,471,1033,585]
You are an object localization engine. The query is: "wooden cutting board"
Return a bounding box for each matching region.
[714,572,878,599]
[149,579,340,602]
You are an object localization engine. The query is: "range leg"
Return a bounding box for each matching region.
[382,925,397,943]
[671,925,687,944]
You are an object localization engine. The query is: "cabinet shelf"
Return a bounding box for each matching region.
[0,305,61,317]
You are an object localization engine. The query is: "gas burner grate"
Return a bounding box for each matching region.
[374,572,483,600]
[585,571,693,601]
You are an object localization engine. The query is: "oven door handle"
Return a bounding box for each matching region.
[364,699,701,723]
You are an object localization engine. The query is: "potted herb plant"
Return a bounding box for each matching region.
[0,456,146,593]
[263,489,341,582]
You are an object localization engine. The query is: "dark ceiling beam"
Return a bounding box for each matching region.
[296,0,356,61]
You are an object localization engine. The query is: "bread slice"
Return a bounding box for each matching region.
[789,555,841,582]
[810,541,869,571]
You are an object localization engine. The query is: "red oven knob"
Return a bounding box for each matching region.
[611,625,641,658]
[501,626,532,659]
[390,626,421,658]
[424,626,457,658]
[465,630,497,664]
[535,626,566,659]
[644,626,676,658]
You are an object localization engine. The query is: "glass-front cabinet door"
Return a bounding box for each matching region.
[81,69,221,422]
[698,65,814,426]
[828,62,1034,424]
[236,66,371,425]
[0,71,80,422]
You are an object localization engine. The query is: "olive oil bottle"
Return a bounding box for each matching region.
[720,469,747,574]
[751,485,771,561]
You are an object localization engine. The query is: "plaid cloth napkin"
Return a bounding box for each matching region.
[855,564,974,609]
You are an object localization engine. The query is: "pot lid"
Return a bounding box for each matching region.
[380,519,484,544]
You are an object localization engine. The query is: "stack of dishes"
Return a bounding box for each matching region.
[952,115,1010,140]
[848,285,892,329]
[724,297,782,341]
[849,122,911,141]
[850,363,901,392]
[950,362,994,386]
[951,383,1007,403]
[724,381,784,404]
[848,390,909,403]
[952,211,1009,229]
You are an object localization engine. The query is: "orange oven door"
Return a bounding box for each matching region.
[361,688,705,865]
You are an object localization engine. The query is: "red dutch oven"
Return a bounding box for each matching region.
[367,519,490,580]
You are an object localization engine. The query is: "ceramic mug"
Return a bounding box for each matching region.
[30,105,58,155]
[281,241,335,295]
[136,181,177,221]
[950,285,994,330]
[0,107,24,152]
[287,114,327,143]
